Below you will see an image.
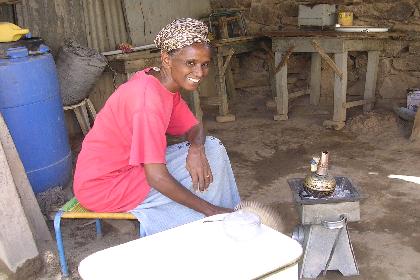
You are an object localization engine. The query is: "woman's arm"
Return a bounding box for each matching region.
[185,123,213,192]
[144,163,230,216]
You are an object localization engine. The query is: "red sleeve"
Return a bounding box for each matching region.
[166,93,199,136]
[129,111,167,166]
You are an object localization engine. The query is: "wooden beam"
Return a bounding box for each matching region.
[343,99,374,109]
[310,53,321,105]
[332,51,348,123]
[275,46,295,74]
[363,51,380,112]
[222,48,235,75]
[311,40,343,79]
[289,89,309,99]
[273,51,289,120]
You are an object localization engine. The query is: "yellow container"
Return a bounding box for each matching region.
[0,22,30,43]
[338,12,353,26]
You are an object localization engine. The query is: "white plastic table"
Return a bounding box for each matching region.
[78,214,303,280]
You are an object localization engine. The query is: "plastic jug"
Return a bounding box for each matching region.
[0,22,29,43]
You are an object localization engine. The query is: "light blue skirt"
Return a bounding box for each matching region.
[129,136,241,237]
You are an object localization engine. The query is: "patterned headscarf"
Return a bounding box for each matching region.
[154,18,210,53]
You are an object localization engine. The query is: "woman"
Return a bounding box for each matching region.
[73,18,240,236]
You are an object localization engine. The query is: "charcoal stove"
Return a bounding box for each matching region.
[288,177,360,278]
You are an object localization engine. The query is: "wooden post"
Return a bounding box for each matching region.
[324,51,347,130]
[225,68,236,101]
[191,90,203,123]
[333,52,348,123]
[310,53,321,105]
[264,43,277,108]
[219,17,229,39]
[273,51,288,121]
[215,51,235,122]
[363,51,380,112]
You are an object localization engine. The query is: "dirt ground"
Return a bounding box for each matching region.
[32,92,419,280]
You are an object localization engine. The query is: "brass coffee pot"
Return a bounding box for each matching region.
[303,151,336,197]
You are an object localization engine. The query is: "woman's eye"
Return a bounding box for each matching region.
[186,61,195,67]
[202,63,209,69]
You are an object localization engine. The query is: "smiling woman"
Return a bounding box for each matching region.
[73,18,241,236]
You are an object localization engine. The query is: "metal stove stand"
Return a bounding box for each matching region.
[288,177,360,278]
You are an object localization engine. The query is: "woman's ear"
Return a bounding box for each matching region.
[161,52,171,69]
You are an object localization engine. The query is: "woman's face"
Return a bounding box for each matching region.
[164,43,211,92]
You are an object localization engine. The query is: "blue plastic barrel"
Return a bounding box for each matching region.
[0,39,72,193]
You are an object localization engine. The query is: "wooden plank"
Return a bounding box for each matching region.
[310,53,321,105]
[225,68,237,100]
[344,40,384,52]
[312,40,343,79]
[221,48,235,75]
[109,56,161,73]
[272,37,345,53]
[218,17,229,39]
[344,99,374,109]
[273,51,288,120]
[102,44,156,56]
[363,51,380,112]
[332,52,348,123]
[192,91,203,122]
[289,89,309,99]
[113,50,160,61]
[216,52,229,116]
[275,46,295,74]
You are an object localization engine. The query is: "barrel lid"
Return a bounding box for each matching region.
[0,37,48,58]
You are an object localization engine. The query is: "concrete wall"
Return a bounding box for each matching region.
[210,0,420,106]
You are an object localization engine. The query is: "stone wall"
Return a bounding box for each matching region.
[210,0,420,106]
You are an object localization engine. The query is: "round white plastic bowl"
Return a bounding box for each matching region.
[223,210,262,241]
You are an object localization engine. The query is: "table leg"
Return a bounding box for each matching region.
[265,51,277,109]
[323,52,347,130]
[192,90,203,123]
[273,51,288,121]
[363,51,379,112]
[310,53,321,106]
[215,52,235,122]
[225,67,237,101]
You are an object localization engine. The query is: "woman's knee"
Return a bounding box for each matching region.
[205,136,228,158]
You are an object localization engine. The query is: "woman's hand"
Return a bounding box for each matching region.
[186,144,213,192]
[203,205,233,217]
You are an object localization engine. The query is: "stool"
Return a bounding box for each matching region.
[54,197,140,277]
[63,98,97,135]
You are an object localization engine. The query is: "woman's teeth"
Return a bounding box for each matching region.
[187,77,200,83]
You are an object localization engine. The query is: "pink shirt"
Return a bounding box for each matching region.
[73,69,199,212]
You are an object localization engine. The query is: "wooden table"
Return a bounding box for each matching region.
[78,213,303,280]
[268,31,387,130]
[211,36,270,122]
